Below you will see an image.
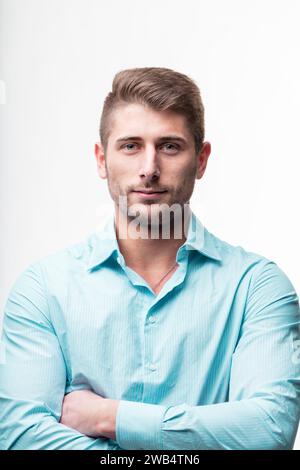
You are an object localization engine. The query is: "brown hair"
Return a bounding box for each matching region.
[99,67,205,155]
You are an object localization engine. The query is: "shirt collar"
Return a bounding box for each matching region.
[86,209,221,272]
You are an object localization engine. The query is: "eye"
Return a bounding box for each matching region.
[121,142,180,154]
[161,143,180,153]
[122,143,138,152]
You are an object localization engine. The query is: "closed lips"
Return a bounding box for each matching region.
[133,189,167,193]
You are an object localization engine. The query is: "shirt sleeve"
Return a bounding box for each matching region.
[116,260,300,450]
[0,262,119,450]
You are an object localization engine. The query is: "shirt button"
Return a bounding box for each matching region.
[149,316,156,324]
[149,364,157,371]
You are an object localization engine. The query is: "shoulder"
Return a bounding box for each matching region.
[207,228,269,271]
[37,232,97,273]
[8,232,97,295]
[206,228,298,295]
[207,231,300,328]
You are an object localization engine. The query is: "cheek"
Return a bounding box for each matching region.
[107,158,133,179]
[106,162,134,197]
[171,165,197,200]
[170,162,197,186]
[183,161,198,182]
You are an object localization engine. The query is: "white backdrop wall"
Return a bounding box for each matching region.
[1,0,299,448]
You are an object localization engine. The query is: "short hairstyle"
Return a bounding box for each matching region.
[99,67,205,155]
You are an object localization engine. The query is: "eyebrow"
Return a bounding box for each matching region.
[115,135,188,145]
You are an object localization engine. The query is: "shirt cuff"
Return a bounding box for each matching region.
[116,400,167,449]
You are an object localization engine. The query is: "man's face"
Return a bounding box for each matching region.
[95,103,210,226]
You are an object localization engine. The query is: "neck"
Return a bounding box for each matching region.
[114,205,191,271]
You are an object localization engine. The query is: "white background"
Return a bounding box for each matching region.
[0,0,299,448]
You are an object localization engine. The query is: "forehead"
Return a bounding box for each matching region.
[109,103,192,141]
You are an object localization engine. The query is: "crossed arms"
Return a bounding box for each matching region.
[0,261,300,450]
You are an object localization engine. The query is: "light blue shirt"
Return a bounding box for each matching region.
[0,210,300,450]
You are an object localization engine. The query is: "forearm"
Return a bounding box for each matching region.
[116,395,300,450]
[96,398,120,441]
[0,397,120,450]
[59,391,120,442]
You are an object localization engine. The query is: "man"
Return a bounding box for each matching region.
[0,67,300,450]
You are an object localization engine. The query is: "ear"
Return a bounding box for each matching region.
[196,142,211,179]
[94,142,107,179]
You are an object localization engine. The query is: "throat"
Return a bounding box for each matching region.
[130,263,179,295]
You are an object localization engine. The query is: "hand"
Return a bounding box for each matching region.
[59,389,120,440]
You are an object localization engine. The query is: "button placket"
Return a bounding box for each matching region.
[144,304,159,375]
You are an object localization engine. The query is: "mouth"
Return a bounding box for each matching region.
[132,189,167,199]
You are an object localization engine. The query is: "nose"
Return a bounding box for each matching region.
[138,145,160,182]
